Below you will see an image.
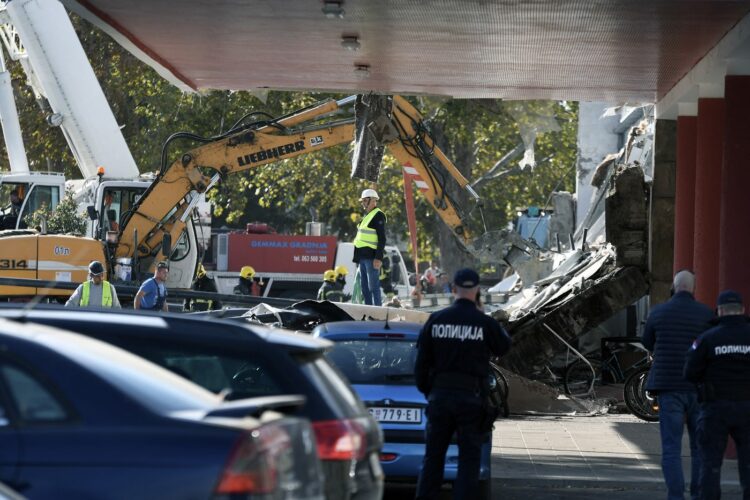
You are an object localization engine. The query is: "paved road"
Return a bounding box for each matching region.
[384,413,744,499]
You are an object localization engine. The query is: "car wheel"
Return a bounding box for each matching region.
[478,478,491,500]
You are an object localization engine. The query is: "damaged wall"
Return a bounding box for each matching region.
[496,165,651,379]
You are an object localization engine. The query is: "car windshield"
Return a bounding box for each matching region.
[326,339,417,385]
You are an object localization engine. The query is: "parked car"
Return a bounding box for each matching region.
[0,317,323,500]
[312,321,493,497]
[0,306,383,500]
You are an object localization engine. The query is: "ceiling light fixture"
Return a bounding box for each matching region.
[322,1,345,19]
[341,35,360,51]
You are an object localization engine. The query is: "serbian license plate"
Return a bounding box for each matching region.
[368,407,422,423]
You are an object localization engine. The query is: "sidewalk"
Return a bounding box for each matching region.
[491,414,742,496]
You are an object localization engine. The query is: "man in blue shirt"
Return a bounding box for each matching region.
[134,261,169,311]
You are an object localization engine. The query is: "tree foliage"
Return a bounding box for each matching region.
[0,12,578,275]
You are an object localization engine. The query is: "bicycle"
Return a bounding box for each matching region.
[623,365,659,422]
[563,337,651,397]
[490,361,510,418]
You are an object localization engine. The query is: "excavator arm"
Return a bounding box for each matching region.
[384,95,479,242]
[115,97,356,259]
[116,94,480,262]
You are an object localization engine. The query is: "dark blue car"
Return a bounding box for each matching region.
[0,306,383,500]
[0,317,324,500]
[312,321,491,495]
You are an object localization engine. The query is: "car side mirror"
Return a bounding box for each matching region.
[86,205,98,220]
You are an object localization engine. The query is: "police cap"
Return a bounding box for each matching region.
[453,268,479,288]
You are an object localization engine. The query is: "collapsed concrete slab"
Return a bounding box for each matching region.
[499,265,648,378]
[493,164,650,379]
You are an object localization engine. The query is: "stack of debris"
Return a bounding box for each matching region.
[494,164,650,380]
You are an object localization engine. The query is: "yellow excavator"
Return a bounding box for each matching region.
[0,94,483,298]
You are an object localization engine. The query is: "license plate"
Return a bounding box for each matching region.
[368,406,422,423]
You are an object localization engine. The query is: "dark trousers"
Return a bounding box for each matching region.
[659,391,701,500]
[698,400,750,499]
[415,388,485,500]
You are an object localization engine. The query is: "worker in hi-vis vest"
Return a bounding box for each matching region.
[66,260,121,308]
[353,188,386,306]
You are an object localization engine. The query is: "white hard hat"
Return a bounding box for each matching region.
[360,188,379,200]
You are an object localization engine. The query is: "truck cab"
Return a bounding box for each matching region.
[0,171,64,230]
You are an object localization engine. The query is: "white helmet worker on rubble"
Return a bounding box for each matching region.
[353,187,386,306]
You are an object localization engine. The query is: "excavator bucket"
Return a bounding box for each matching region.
[351,94,394,182]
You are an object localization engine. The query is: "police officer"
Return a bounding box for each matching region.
[685,290,750,500]
[66,260,121,308]
[414,268,512,499]
[317,270,344,302]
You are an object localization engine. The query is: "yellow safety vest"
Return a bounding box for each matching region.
[353,208,385,250]
[80,280,113,307]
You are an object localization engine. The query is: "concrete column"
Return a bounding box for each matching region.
[649,119,676,306]
[673,115,698,272]
[719,75,750,307]
[693,98,725,306]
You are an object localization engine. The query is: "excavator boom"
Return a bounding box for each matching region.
[116,94,479,264]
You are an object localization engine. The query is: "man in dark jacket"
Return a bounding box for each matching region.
[643,270,714,500]
[414,268,512,499]
[684,290,750,500]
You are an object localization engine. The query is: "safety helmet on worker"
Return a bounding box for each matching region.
[360,188,379,200]
[323,270,336,282]
[240,266,255,279]
[88,260,105,276]
[335,265,348,277]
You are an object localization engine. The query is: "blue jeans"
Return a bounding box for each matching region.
[698,400,750,500]
[358,258,382,306]
[416,388,486,500]
[659,391,701,500]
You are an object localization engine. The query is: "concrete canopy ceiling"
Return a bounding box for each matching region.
[64,0,750,102]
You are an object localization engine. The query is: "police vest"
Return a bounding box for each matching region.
[353,208,385,250]
[81,280,113,307]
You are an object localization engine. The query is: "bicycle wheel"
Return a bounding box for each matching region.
[490,362,510,418]
[623,366,659,422]
[563,358,602,397]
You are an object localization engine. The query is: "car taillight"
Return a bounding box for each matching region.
[215,422,291,495]
[312,419,367,461]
